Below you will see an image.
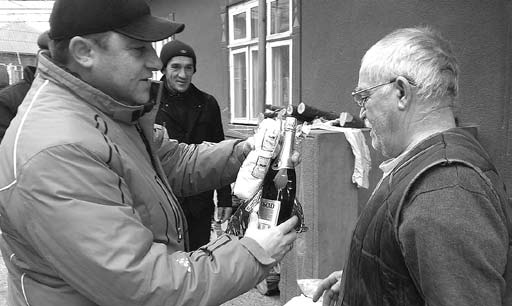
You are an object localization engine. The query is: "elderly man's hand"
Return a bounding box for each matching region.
[244,212,298,262]
[312,270,343,306]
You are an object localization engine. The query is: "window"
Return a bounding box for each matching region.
[228,0,292,124]
[268,41,290,108]
[231,49,248,118]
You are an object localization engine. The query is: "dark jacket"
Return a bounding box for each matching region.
[154,80,232,217]
[342,128,511,306]
[0,66,36,143]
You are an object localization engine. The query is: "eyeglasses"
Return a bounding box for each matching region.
[351,79,396,108]
[351,77,417,108]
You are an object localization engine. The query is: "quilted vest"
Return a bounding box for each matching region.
[341,128,510,306]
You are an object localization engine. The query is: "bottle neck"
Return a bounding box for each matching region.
[277,118,296,169]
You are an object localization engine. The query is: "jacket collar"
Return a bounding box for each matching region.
[388,127,481,178]
[37,52,154,124]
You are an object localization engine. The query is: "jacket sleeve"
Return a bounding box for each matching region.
[15,144,274,306]
[216,184,233,207]
[398,165,509,306]
[206,95,233,207]
[156,130,248,198]
[206,94,225,144]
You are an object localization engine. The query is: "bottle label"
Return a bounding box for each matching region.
[252,156,271,179]
[258,198,281,229]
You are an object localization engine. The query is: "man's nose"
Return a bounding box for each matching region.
[177,68,188,77]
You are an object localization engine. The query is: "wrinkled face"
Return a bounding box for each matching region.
[89,33,161,105]
[164,56,194,93]
[357,73,402,158]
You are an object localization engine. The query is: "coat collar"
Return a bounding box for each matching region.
[37,52,155,124]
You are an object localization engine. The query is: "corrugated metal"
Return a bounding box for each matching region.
[0,23,40,54]
[0,1,54,53]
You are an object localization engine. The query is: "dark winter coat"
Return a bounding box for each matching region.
[155,80,233,220]
[0,66,36,143]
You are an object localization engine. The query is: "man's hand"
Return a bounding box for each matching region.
[237,136,301,166]
[216,207,233,223]
[243,212,298,262]
[239,137,255,158]
[312,270,343,306]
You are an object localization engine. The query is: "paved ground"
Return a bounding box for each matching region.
[222,289,280,306]
[0,255,281,306]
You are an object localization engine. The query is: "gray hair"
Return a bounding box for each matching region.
[360,26,458,103]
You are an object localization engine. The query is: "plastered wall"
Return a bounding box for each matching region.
[300,0,512,195]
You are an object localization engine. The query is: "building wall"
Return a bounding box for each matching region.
[150,0,512,196]
[300,0,512,196]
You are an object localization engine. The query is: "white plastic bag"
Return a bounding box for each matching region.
[232,118,282,201]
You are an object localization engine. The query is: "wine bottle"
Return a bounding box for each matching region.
[258,117,297,229]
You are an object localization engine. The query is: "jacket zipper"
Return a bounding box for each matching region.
[155,176,183,242]
[136,124,182,243]
[156,201,170,245]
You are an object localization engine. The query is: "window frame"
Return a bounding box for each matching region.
[266,39,292,109]
[228,0,293,124]
[228,0,258,48]
[229,47,251,123]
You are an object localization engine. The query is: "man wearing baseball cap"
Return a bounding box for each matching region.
[0,0,298,305]
[155,40,234,251]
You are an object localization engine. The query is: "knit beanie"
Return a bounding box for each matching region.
[160,40,196,72]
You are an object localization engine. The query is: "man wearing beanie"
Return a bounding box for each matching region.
[0,0,298,305]
[155,40,233,251]
[0,30,49,143]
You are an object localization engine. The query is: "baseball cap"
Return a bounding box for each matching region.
[49,0,185,42]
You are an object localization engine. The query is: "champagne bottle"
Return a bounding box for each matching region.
[258,117,297,229]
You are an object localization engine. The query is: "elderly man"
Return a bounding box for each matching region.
[313,27,511,306]
[0,0,297,305]
[155,40,233,251]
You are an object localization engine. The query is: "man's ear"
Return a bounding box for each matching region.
[68,37,95,68]
[395,76,413,110]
